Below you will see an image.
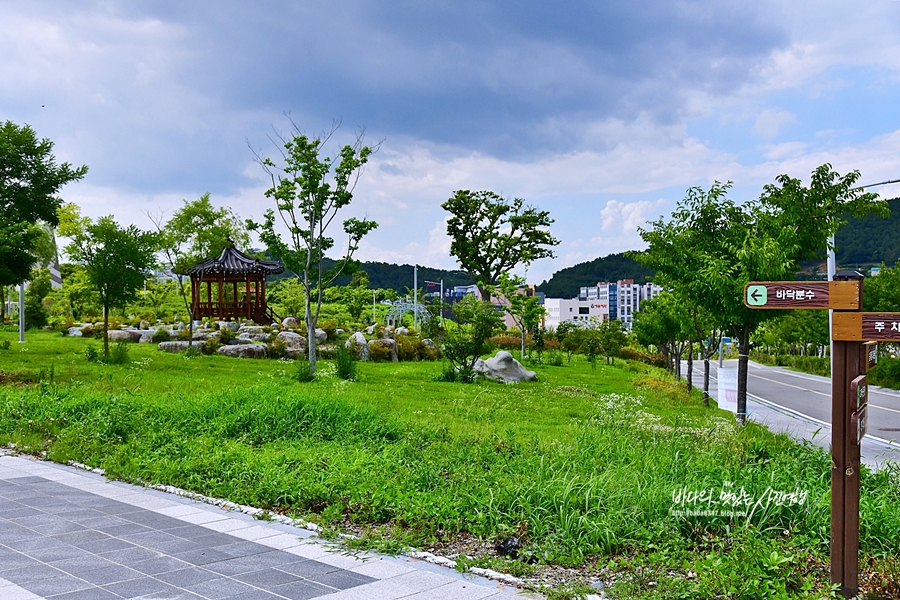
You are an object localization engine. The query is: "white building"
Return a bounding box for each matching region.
[575,279,664,329]
[543,297,608,330]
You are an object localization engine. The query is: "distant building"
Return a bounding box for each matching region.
[543,297,608,330]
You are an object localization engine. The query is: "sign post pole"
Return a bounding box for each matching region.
[830,271,864,597]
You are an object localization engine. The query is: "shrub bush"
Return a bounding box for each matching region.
[81,325,96,338]
[619,347,667,368]
[488,335,523,351]
[199,338,220,355]
[0,340,10,351]
[318,319,338,339]
[218,327,236,344]
[84,346,100,362]
[151,329,171,344]
[107,341,131,365]
[395,335,426,361]
[176,328,191,341]
[368,341,392,362]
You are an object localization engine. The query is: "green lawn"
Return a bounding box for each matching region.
[1,328,899,599]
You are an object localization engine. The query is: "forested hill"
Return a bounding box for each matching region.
[266,256,473,293]
[836,197,900,267]
[536,252,654,298]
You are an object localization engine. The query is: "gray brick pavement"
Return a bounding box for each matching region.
[0,454,539,600]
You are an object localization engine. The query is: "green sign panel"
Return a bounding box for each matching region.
[746,285,767,306]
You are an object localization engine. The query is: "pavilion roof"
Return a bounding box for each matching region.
[185,244,284,276]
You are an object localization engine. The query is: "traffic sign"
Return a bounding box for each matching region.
[833,312,900,341]
[743,280,860,310]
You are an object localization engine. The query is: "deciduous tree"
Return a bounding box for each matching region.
[59,205,158,357]
[443,190,559,302]
[0,121,87,288]
[249,122,378,373]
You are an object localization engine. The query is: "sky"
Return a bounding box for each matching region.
[3,0,900,285]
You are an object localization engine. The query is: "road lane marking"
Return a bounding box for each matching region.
[746,374,900,415]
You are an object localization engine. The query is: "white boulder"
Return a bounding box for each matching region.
[217,344,269,359]
[282,316,301,329]
[473,351,537,383]
[345,332,369,360]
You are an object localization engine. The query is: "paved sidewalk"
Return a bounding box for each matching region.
[0,453,539,600]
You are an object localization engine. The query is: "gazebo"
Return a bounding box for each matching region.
[184,243,284,324]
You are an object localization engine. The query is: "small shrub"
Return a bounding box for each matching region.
[546,350,564,366]
[421,344,441,361]
[334,344,357,381]
[368,341,391,362]
[295,360,315,383]
[107,341,131,365]
[183,345,198,359]
[396,335,426,361]
[317,344,337,360]
[488,335,523,351]
[619,347,667,368]
[268,337,289,359]
[435,364,476,383]
[176,328,191,341]
[81,325,96,338]
[199,338,220,355]
[318,319,338,339]
[218,327,236,343]
[151,329,171,343]
[84,346,100,362]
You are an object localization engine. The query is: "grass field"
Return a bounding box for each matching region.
[1,328,899,599]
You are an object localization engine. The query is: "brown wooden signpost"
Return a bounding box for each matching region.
[743,273,891,598]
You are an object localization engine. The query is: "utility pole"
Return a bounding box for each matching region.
[413,265,418,330]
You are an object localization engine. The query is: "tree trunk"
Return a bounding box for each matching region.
[521,326,526,360]
[703,357,710,407]
[736,332,750,425]
[305,292,317,374]
[103,305,110,357]
[1,286,5,321]
[686,339,694,392]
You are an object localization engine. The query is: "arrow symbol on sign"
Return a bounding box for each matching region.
[750,288,763,303]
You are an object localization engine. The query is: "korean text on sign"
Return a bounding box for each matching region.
[775,289,816,301]
[872,321,900,333]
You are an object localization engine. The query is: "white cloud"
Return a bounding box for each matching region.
[753,108,797,139]
[600,199,668,233]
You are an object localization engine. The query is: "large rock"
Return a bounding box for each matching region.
[139,332,154,343]
[422,338,437,349]
[369,338,398,362]
[67,326,83,337]
[238,333,270,343]
[217,344,269,359]
[395,326,409,336]
[383,325,395,338]
[238,325,266,334]
[473,351,537,383]
[192,331,219,341]
[282,316,301,329]
[276,331,306,347]
[107,330,142,343]
[365,324,377,335]
[157,341,205,353]
[346,332,369,360]
[219,321,239,332]
[314,328,328,343]
[139,320,150,330]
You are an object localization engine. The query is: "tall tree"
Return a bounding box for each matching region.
[249,122,378,373]
[150,193,250,345]
[58,205,157,357]
[443,190,559,302]
[638,166,885,423]
[0,121,87,288]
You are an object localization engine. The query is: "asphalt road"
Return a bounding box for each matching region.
[682,359,900,468]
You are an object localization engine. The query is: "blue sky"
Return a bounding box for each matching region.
[3,0,900,284]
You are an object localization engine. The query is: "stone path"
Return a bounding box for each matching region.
[0,453,539,600]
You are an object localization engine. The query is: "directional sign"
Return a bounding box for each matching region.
[743,280,860,310]
[833,312,900,341]
[850,375,867,411]
[851,405,868,445]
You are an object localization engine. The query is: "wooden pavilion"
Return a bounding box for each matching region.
[184,244,284,324]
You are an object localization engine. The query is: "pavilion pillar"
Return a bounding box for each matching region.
[206,280,212,316]
[246,274,252,320]
[218,277,224,319]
